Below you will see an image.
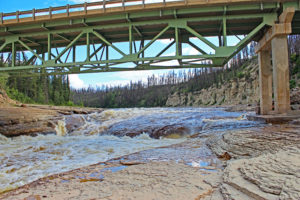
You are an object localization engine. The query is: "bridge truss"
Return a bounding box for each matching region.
[0,0,299,75]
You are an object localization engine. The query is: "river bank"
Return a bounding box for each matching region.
[0,104,103,137]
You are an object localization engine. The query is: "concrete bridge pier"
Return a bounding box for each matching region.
[258,49,273,115]
[271,35,291,114]
[256,7,295,115]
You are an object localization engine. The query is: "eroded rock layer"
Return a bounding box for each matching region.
[208,124,300,200]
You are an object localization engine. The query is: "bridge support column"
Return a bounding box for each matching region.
[255,7,295,115]
[258,49,273,115]
[271,36,291,114]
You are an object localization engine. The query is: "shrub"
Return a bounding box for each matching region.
[290,79,296,89]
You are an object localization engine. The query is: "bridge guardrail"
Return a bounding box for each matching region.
[0,0,184,24]
[0,0,294,25]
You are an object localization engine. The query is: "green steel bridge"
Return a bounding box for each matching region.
[0,0,299,76]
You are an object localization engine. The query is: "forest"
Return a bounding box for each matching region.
[0,35,299,108]
[71,37,300,108]
[0,67,71,106]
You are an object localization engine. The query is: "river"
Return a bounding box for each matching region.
[0,107,262,193]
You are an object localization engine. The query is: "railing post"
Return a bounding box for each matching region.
[32,9,35,20]
[103,0,106,13]
[0,13,3,25]
[16,11,19,22]
[66,4,70,17]
[49,7,52,19]
[142,0,145,8]
[122,0,125,10]
[84,2,87,14]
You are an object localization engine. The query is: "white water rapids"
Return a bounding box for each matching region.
[0,107,260,193]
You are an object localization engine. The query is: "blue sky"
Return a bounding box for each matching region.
[1,0,242,89]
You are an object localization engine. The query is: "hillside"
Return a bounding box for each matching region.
[166,60,260,107]
[167,57,300,109]
[0,87,17,107]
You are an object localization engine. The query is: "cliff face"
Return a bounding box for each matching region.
[0,87,17,107]
[166,62,260,107]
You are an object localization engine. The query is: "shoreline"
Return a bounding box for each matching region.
[1,104,300,199]
[0,104,103,137]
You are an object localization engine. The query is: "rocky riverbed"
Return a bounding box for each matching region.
[1,90,300,200]
[0,104,103,137]
[1,120,300,200]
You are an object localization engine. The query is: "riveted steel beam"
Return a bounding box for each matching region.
[18,40,45,63]
[55,32,84,62]
[92,30,126,56]
[137,26,169,55]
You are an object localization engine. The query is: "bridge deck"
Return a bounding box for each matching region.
[0,0,295,26]
[1,0,298,53]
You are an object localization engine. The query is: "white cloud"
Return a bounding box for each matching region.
[183,47,199,55]
[68,74,88,89]
[158,39,174,45]
[152,60,179,66]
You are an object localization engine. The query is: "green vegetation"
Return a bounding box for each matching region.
[5,73,71,105]
[290,53,300,89]
[1,35,299,107]
[71,35,300,108]
[71,53,255,108]
[0,61,72,106]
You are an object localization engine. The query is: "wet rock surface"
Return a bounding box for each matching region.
[0,107,61,137]
[106,124,191,139]
[65,115,86,133]
[0,137,223,200]
[1,106,300,199]
[207,124,300,200]
[2,125,300,200]
[0,105,102,137]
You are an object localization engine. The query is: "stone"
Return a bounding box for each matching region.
[65,115,86,133]
[207,125,300,199]
[166,61,260,107]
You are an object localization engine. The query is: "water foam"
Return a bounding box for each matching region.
[0,107,261,193]
[55,119,67,136]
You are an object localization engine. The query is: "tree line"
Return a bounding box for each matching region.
[0,60,72,106]
[71,42,258,108]
[71,36,300,108]
[0,35,299,107]
[6,73,71,105]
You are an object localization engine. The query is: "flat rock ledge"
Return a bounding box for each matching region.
[207,124,300,200]
[0,105,102,137]
[0,161,223,200]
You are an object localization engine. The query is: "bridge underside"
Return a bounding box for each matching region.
[0,1,299,75]
[0,0,300,115]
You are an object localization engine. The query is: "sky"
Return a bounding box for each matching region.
[1,0,242,89]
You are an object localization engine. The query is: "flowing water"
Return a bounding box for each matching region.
[0,107,261,193]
